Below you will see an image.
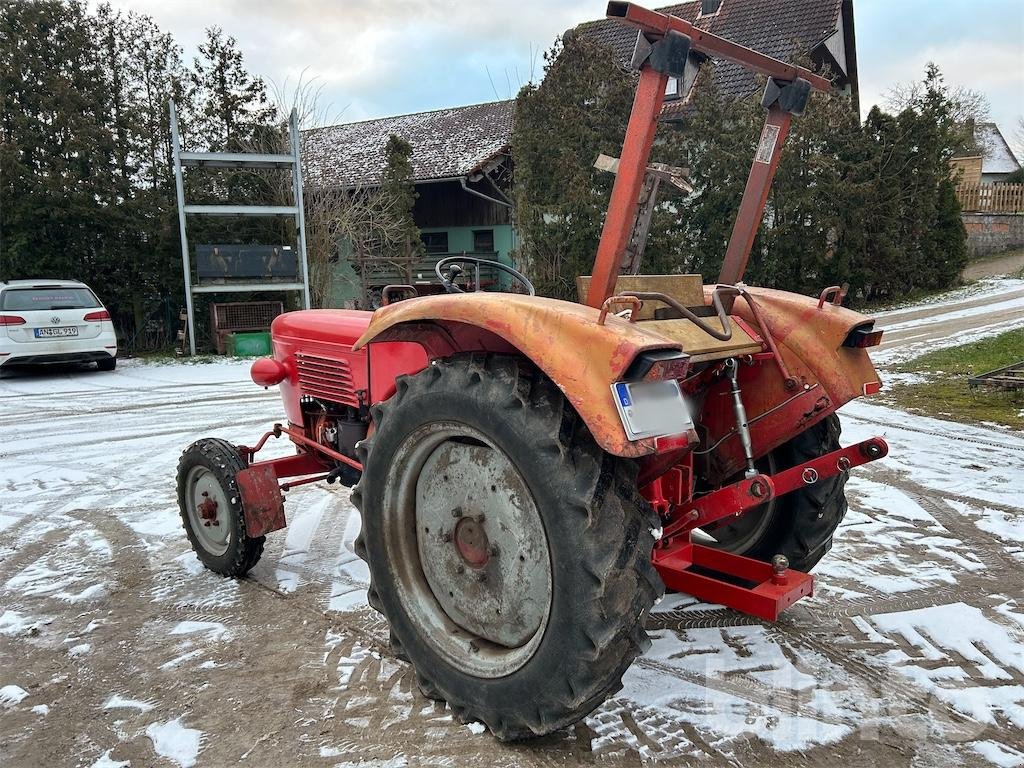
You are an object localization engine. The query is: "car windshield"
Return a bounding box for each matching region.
[0,287,100,311]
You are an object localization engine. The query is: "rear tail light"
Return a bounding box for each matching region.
[0,315,26,326]
[84,310,111,322]
[843,325,883,348]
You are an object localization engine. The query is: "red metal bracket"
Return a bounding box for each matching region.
[237,464,287,538]
[664,473,774,538]
[771,437,887,497]
[652,541,814,621]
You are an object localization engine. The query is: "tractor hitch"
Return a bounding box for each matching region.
[652,435,888,619]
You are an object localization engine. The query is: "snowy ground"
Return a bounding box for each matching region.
[1,280,1022,767]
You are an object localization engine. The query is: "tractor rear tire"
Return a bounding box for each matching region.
[705,414,848,572]
[176,438,265,576]
[352,354,663,740]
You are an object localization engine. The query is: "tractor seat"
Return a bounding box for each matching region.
[575,274,763,363]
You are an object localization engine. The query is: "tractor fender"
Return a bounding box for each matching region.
[722,286,881,406]
[693,285,882,481]
[353,293,683,458]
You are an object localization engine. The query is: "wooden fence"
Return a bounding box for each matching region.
[956,183,1024,214]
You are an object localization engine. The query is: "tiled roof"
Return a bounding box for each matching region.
[976,123,1022,175]
[572,0,845,114]
[302,100,514,188]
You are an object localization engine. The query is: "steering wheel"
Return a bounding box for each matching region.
[435,256,535,296]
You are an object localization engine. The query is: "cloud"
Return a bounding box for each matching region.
[96,0,597,121]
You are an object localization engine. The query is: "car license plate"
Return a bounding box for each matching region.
[611,379,693,441]
[34,327,79,338]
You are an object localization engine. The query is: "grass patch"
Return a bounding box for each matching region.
[881,328,1024,430]
[896,328,1024,376]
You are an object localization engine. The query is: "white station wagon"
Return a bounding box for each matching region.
[0,279,118,372]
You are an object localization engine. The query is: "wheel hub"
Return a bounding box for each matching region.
[198,493,220,526]
[453,516,490,568]
[413,439,551,653]
[185,466,230,555]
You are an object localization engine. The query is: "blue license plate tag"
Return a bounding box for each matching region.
[611,379,692,441]
[34,327,79,338]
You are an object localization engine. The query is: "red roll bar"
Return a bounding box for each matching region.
[586,2,833,308]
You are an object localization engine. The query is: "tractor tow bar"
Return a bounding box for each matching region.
[653,435,888,620]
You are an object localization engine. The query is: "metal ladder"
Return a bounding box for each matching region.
[169,102,311,356]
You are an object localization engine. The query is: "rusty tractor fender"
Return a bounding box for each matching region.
[695,285,882,479]
[353,293,683,458]
[723,285,881,405]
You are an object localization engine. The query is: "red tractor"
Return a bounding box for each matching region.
[177,2,888,740]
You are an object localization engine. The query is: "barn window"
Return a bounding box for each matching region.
[422,232,449,253]
[473,229,495,253]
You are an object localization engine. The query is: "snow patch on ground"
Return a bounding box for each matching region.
[90,750,130,768]
[617,628,852,751]
[66,642,91,657]
[104,694,156,712]
[972,740,1024,767]
[871,278,1024,317]
[0,684,29,707]
[870,602,1024,727]
[169,620,232,641]
[146,718,203,768]
[0,609,42,637]
[328,505,371,612]
[841,400,1024,509]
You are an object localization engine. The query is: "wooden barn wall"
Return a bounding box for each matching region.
[413,180,511,228]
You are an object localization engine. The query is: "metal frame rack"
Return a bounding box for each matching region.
[170,101,311,356]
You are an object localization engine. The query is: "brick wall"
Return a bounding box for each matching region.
[962,213,1024,257]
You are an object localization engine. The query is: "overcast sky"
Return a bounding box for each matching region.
[98,0,1024,155]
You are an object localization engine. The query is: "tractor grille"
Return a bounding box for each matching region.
[294,353,358,407]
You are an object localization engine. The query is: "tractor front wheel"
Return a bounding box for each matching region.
[176,438,265,576]
[352,355,662,740]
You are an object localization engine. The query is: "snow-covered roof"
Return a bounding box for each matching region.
[301,100,514,189]
[574,0,852,116]
[976,123,1022,175]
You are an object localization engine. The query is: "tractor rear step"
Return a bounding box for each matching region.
[652,542,813,621]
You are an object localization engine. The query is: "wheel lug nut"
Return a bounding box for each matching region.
[441,531,452,543]
[456,565,465,574]
[477,573,487,583]
[451,507,462,518]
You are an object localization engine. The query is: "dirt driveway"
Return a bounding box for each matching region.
[1,281,1023,768]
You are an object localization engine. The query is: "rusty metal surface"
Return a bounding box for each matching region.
[718,107,793,285]
[696,285,881,480]
[969,359,1024,390]
[415,440,550,650]
[354,293,685,458]
[606,3,832,92]
[237,464,287,538]
[585,65,668,308]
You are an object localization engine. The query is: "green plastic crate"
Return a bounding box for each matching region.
[225,331,272,357]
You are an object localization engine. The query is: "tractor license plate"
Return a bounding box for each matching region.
[34,327,78,338]
[612,380,692,441]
